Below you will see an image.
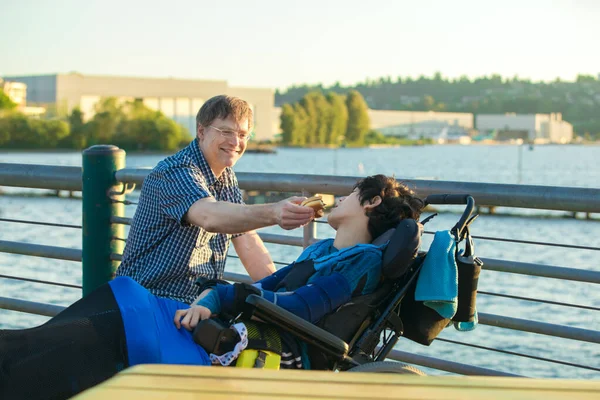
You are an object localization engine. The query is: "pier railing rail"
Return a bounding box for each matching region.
[1,145,599,378]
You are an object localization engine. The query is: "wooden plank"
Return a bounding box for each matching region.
[75,387,319,400]
[98,375,599,400]
[73,364,600,400]
[121,364,600,391]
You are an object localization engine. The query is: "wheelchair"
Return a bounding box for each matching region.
[241,194,481,375]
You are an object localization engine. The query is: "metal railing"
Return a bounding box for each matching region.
[1,145,599,378]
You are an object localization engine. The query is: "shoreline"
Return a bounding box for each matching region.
[0,142,599,154]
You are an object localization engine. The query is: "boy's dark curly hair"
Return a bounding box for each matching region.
[354,174,424,240]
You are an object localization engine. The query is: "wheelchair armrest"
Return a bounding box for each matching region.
[245,294,349,359]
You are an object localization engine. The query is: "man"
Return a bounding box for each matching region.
[116,95,315,304]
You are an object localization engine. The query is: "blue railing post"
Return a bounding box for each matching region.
[82,145,126,296]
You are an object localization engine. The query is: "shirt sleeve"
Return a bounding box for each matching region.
[214,272,352,323]
[253,264,294,291]
[158,164,212,224]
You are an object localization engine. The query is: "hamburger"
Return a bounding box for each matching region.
[301,195,325,217]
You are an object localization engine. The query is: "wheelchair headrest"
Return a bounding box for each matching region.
[375,219,422,280]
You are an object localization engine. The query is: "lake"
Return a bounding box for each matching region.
[1,144,599,378]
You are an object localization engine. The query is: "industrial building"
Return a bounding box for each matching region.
[4,74,275,141]
[475,113,573,143]
[368,110,473,142]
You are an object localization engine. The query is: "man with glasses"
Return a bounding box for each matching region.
[116,95,316,304]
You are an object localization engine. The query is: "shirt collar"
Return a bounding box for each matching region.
[188,138,231,188]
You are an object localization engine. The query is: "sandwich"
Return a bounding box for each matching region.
[301,195,325,217]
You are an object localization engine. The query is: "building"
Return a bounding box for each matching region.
[368,109,473,141]
[1,79,27,107]
[0,78,46,117]
[475,113,573,143]
[4,73,275,141]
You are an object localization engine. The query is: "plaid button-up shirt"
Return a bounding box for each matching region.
[116,139,244,303]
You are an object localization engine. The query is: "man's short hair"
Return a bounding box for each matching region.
[196,95,254,131]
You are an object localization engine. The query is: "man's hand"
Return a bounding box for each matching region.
[174,305,212,331]
[274,196,316,230]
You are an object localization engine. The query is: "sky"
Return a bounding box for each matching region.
[2,0,599,90]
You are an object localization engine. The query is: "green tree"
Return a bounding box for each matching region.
[85,98,125,145]
[0,89,17,111]
[0,116,11,146]
[576,74,597,83]
[112,100,190,151]
[1,114,35,148]
[299,94,318,144]
[36,119,70,147]
[345,90,370,145]
[326,92,348,145]
[61,107,87,149]
[307,92,330,145]
[280,103,297,145]
[293,103,309,145]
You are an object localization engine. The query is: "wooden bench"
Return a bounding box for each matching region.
[74,364,600,399]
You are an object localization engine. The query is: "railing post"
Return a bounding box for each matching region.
[82,145,126,296]
[303,221,317,248]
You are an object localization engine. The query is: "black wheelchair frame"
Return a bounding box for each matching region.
[241,194,478,374]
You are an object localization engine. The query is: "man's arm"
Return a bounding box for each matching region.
[184,196,314,234]
[232,231,276,281]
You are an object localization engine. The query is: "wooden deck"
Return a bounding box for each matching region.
[74,364,600,400]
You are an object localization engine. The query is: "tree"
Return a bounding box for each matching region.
[345,90,370,145]
[112,100,190,151]
[293,103,309,145]
[61,107,87,149]
[86,98,125,145]
[326,92,348,145]
[307,92,330,145]
[299,94,318,144]
[280,103,297,145]
[0,90,17,111]
[576,74,597,83]
[275,72,600,139]
[37,119,70,147]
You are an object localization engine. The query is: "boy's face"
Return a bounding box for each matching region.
[327,189,365,230]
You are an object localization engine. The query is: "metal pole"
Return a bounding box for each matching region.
[82,145,126,296]
[303,221,317,249]
[517,143,523,184]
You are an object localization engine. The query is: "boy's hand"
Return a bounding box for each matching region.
[174,305,212,331]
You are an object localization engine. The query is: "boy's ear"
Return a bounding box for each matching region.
[364,196,382,210]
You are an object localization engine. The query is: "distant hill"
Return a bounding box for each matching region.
[275,73,600,138]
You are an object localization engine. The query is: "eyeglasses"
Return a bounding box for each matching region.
[208,125,253,143]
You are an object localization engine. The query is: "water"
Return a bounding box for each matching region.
[1,144,599,378]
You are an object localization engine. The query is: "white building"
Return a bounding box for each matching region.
[4,73,275,141]
[475,113,573,143]
[368,109,473,141]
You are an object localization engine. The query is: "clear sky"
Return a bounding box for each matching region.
[2,0,599,89]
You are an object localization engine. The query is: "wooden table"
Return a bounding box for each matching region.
[74,364,600,400]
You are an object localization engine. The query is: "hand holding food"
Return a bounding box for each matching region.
[301,195,325,218]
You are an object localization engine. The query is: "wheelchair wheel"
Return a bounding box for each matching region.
[348,361,426,375]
